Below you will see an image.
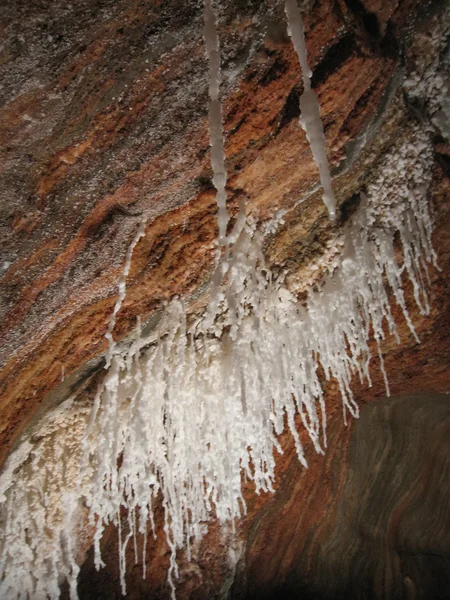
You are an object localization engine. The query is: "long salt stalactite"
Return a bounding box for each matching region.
[204,0,230,245]
[285,0,336,219]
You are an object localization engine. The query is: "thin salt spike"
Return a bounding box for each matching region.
[142,520,148,580]
[285,0,336,220]
[376,337,391,397]
[204,0,229,244]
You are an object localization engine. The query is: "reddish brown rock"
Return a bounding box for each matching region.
[0,0,449,598]
[0,0,427,466]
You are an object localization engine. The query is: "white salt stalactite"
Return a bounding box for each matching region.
[285,0,336,220]
[204,0,230,245]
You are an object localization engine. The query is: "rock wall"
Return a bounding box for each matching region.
[1,0,450,598]
[0,0,426,464]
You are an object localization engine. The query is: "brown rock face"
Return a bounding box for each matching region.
[237,392,450,600]
[1,0,450,599]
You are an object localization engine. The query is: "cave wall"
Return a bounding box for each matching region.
[1,0,450,598]
[0,0,432,465]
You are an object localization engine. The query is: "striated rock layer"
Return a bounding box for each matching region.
[0,0,429,465]
[239,392,450,600]
[0,0,449,598]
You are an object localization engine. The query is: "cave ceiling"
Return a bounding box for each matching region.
[0,0,450,598]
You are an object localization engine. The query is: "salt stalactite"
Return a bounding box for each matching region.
[284,0,336,220]
[0,398,92,600]
[202,0,248,333]
[204,0,230,245]
[104,216,147,369]
[83,121,436,600]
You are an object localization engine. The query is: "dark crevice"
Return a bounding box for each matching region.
[277,84,302,132]
[343,0,399,59]
[311,34,357,89]
[435,152,450,180]
[343,0,381,39]
[339,192,361,226]
[379,21,399,60]
[229,115,248,137]
[259,56,289,87]
[339,76,381,135]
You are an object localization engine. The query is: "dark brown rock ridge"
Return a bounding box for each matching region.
[0,0,449,598]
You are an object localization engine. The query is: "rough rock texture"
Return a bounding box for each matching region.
[239,392,450,600]
[1,0,450,598]
[0,0,426,464]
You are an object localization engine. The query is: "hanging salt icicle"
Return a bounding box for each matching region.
[284,0,336,220]
[204,0,230,245]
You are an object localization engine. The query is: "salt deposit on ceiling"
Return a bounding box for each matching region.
[0,1,448,599]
